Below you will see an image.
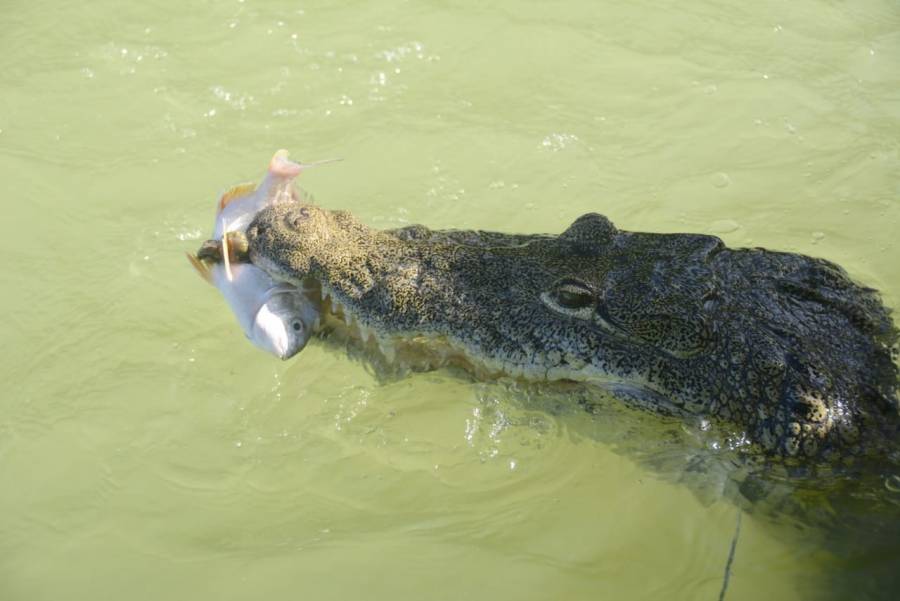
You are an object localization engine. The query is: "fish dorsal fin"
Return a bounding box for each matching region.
[217,182,257,212]
[186,252,214,285]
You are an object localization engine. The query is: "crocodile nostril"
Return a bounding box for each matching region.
[286,207,311,231]
[247,224,261,239]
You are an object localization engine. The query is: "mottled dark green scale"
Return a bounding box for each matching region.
[247,203,899,464]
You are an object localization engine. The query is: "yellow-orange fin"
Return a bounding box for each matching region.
[186,252,214,285]
[217,182,257,212]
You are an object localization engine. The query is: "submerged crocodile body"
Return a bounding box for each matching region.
[244,203,899,464]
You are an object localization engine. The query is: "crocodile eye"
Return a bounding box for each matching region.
[541,278,597,320]
[555,281,594,309]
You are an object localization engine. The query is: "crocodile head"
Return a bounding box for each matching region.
[247,201,899,462]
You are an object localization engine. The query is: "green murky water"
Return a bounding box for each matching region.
[2,1,899,599]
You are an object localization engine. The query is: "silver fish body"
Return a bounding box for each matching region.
[193,150,322,359]
[210,262,318,359]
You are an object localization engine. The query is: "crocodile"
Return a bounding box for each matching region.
[241,201,899,464]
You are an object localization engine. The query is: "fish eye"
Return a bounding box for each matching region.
[292,321,302,332]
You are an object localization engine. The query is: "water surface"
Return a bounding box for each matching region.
[1,1,899,599]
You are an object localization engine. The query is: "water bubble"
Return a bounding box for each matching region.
[541,132,578,151]
[709,219,740,234]
[885,474,900,493]
[176,228,203,241]
[711,172,731,188]
[811,231,825,245]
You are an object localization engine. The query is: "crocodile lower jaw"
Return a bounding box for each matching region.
[312,284,679,412]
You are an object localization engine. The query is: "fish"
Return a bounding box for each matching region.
[187,149,333,359]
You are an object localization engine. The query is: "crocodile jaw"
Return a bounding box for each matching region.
[293,281,676,416]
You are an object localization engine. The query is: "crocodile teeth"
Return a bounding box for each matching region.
[328,297,350,324]
[377,337,396,363]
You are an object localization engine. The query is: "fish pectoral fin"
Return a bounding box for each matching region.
[185,252,214,285]
[217,182,257,212]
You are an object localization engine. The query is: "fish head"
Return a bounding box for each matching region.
[250,286,320,360]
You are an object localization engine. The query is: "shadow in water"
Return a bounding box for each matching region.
[476,379,900,601]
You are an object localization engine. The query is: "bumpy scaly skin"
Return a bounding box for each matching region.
[247,203,899,462]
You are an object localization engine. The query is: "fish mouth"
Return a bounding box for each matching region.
[252,303,298,359]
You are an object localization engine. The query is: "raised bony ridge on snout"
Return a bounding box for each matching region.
[247,204,679,407]
[247,201,899,462]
